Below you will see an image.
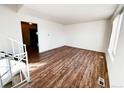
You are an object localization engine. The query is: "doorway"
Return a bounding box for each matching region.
[21,21,39,62]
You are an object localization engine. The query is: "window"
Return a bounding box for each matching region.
[108,12,123,62]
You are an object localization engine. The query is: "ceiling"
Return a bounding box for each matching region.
[18,4,118,25]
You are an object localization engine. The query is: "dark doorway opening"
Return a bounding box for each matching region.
[21,21,39,62]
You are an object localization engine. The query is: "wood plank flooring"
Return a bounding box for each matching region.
[22,46,109,88]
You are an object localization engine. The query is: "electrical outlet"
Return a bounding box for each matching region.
[98,77,105,87]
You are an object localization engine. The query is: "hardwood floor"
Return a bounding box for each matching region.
[22,46,109,88]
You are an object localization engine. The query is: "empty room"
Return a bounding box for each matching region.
[0,4,124,88]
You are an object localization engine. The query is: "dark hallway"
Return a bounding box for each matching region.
[21,21,39,63]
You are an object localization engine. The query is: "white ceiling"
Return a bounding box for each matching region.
[19,4,118,25]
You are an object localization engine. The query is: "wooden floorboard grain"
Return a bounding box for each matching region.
[22,46,109,88]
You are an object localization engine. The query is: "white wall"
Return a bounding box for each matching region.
[0,5,112,54]
[0,5,23,53]
[106,15,124,88]
[0,5,111,54]
[0,5,65,54]
[18,14,65,53]
[64,20,111,52]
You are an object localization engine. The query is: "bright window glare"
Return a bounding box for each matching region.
[108,11,123,62]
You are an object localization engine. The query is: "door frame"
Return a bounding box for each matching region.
[20,21,40,53]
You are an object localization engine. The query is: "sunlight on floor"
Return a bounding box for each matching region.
[29,62,47,71]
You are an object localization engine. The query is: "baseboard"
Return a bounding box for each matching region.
[39,45,105,54]
[64,45,105,54]
[105,52,111,87]
[39,46,65,54]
